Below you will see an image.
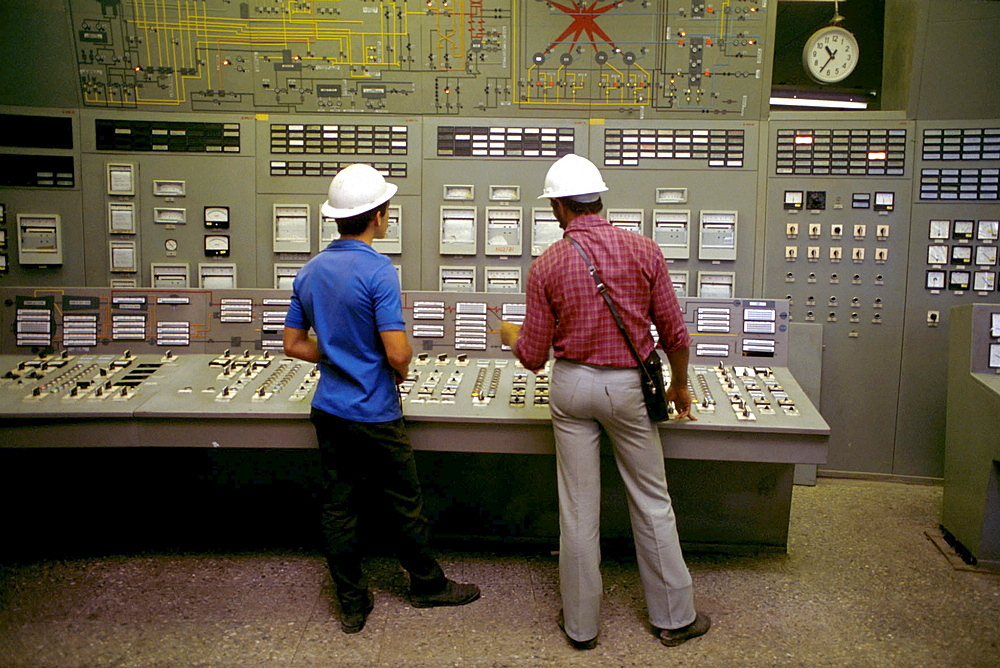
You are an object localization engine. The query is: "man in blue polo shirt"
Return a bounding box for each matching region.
[283,164,480,634]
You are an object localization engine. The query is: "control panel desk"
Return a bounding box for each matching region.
[1,292,829,551]
[942,304,1000,568]
[2,352,828,552]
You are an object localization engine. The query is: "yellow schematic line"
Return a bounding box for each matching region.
[719,0,731,43]
[510,0,518,101]
[123,0,416,104]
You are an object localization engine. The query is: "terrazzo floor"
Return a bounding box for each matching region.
[1,478,998,667]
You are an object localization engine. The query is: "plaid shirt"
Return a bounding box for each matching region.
[514,214,691,372]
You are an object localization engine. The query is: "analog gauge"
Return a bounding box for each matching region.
[164,239,178,252]
[927,245,949,265]
[976,246,998,266]
[973,271,996,292]
[990,343,1000,369]
[204,234,230,257]
[978,219,999,241]
[950,245,973,265]
[953,220,975,240]
[949,271,971,290]
[925,270,946,290]
[929,220,950,240]
[204,206,230,229]
[783,191,804,210]
[873,192,894,212]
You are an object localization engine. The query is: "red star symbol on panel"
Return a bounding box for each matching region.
[544,0,624,55]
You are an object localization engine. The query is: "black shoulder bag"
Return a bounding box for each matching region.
[565,236,670,422]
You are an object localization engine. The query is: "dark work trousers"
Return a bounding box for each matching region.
[310,407,446,611]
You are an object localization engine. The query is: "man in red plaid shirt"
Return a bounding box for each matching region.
[501,154,710,650]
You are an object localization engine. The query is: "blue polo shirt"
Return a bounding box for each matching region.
[285,239,404,422]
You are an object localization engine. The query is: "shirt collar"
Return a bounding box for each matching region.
[323,238,376,253]
[563,213,608,236]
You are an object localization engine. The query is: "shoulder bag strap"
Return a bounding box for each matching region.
[564,235,651,374]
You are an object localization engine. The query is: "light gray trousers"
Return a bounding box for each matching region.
[550,359,696,641]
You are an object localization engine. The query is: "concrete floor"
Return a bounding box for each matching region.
[1,478,998,667]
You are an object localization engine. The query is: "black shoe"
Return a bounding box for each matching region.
[409,579,481,608]
[340,591,374,634]
[558,609,598,650]
[659,611,711,647]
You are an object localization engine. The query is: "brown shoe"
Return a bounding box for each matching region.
[659,611,711,647]
[558,609,598,650]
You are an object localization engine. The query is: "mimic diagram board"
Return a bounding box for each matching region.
[68,0,772,118]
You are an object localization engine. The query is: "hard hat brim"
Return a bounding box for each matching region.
[537,185,608,200]
[321,182,398,219]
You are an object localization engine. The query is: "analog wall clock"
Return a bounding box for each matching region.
[803,24,859,84]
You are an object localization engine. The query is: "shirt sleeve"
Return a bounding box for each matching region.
[649,256,691,353]
[371,261,406,332]
[513,259,555,372]
[284,287,310,330]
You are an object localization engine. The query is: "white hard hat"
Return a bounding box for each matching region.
[321,164,398,218]
[538,153,608,201]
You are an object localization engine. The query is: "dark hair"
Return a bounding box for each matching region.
[554,196,603,215]
[336,201,389,236]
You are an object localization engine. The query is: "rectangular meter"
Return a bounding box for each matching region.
[109,240,137,273]
[655,187,688,205]
[199,263,237,289]
[274,263,304,290]
[489,185,520,202]
[273,204,311,253]
[17,213,62,265]
[669,270,689,297]
[973,271,996,292]
[153,207,186,226]
[531,207,561,256]
[698,211,738,261]
[485,267,522,293]
[697,271,736,298]
[608,209,643,235]
[485,207,523,256]
[440,206,477,255]
[443,184,475,200]
[653,210,691,260]
[108,202,137,234]
[106,162,136,196]
[151,263,190,288]
[439,266,476,292]
[372,205,402,255]
[152,180,186,198]
[319,214,338,244]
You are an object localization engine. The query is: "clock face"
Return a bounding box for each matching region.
[803,26,860,84]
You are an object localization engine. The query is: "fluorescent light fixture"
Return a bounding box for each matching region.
[770,93,869,110]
